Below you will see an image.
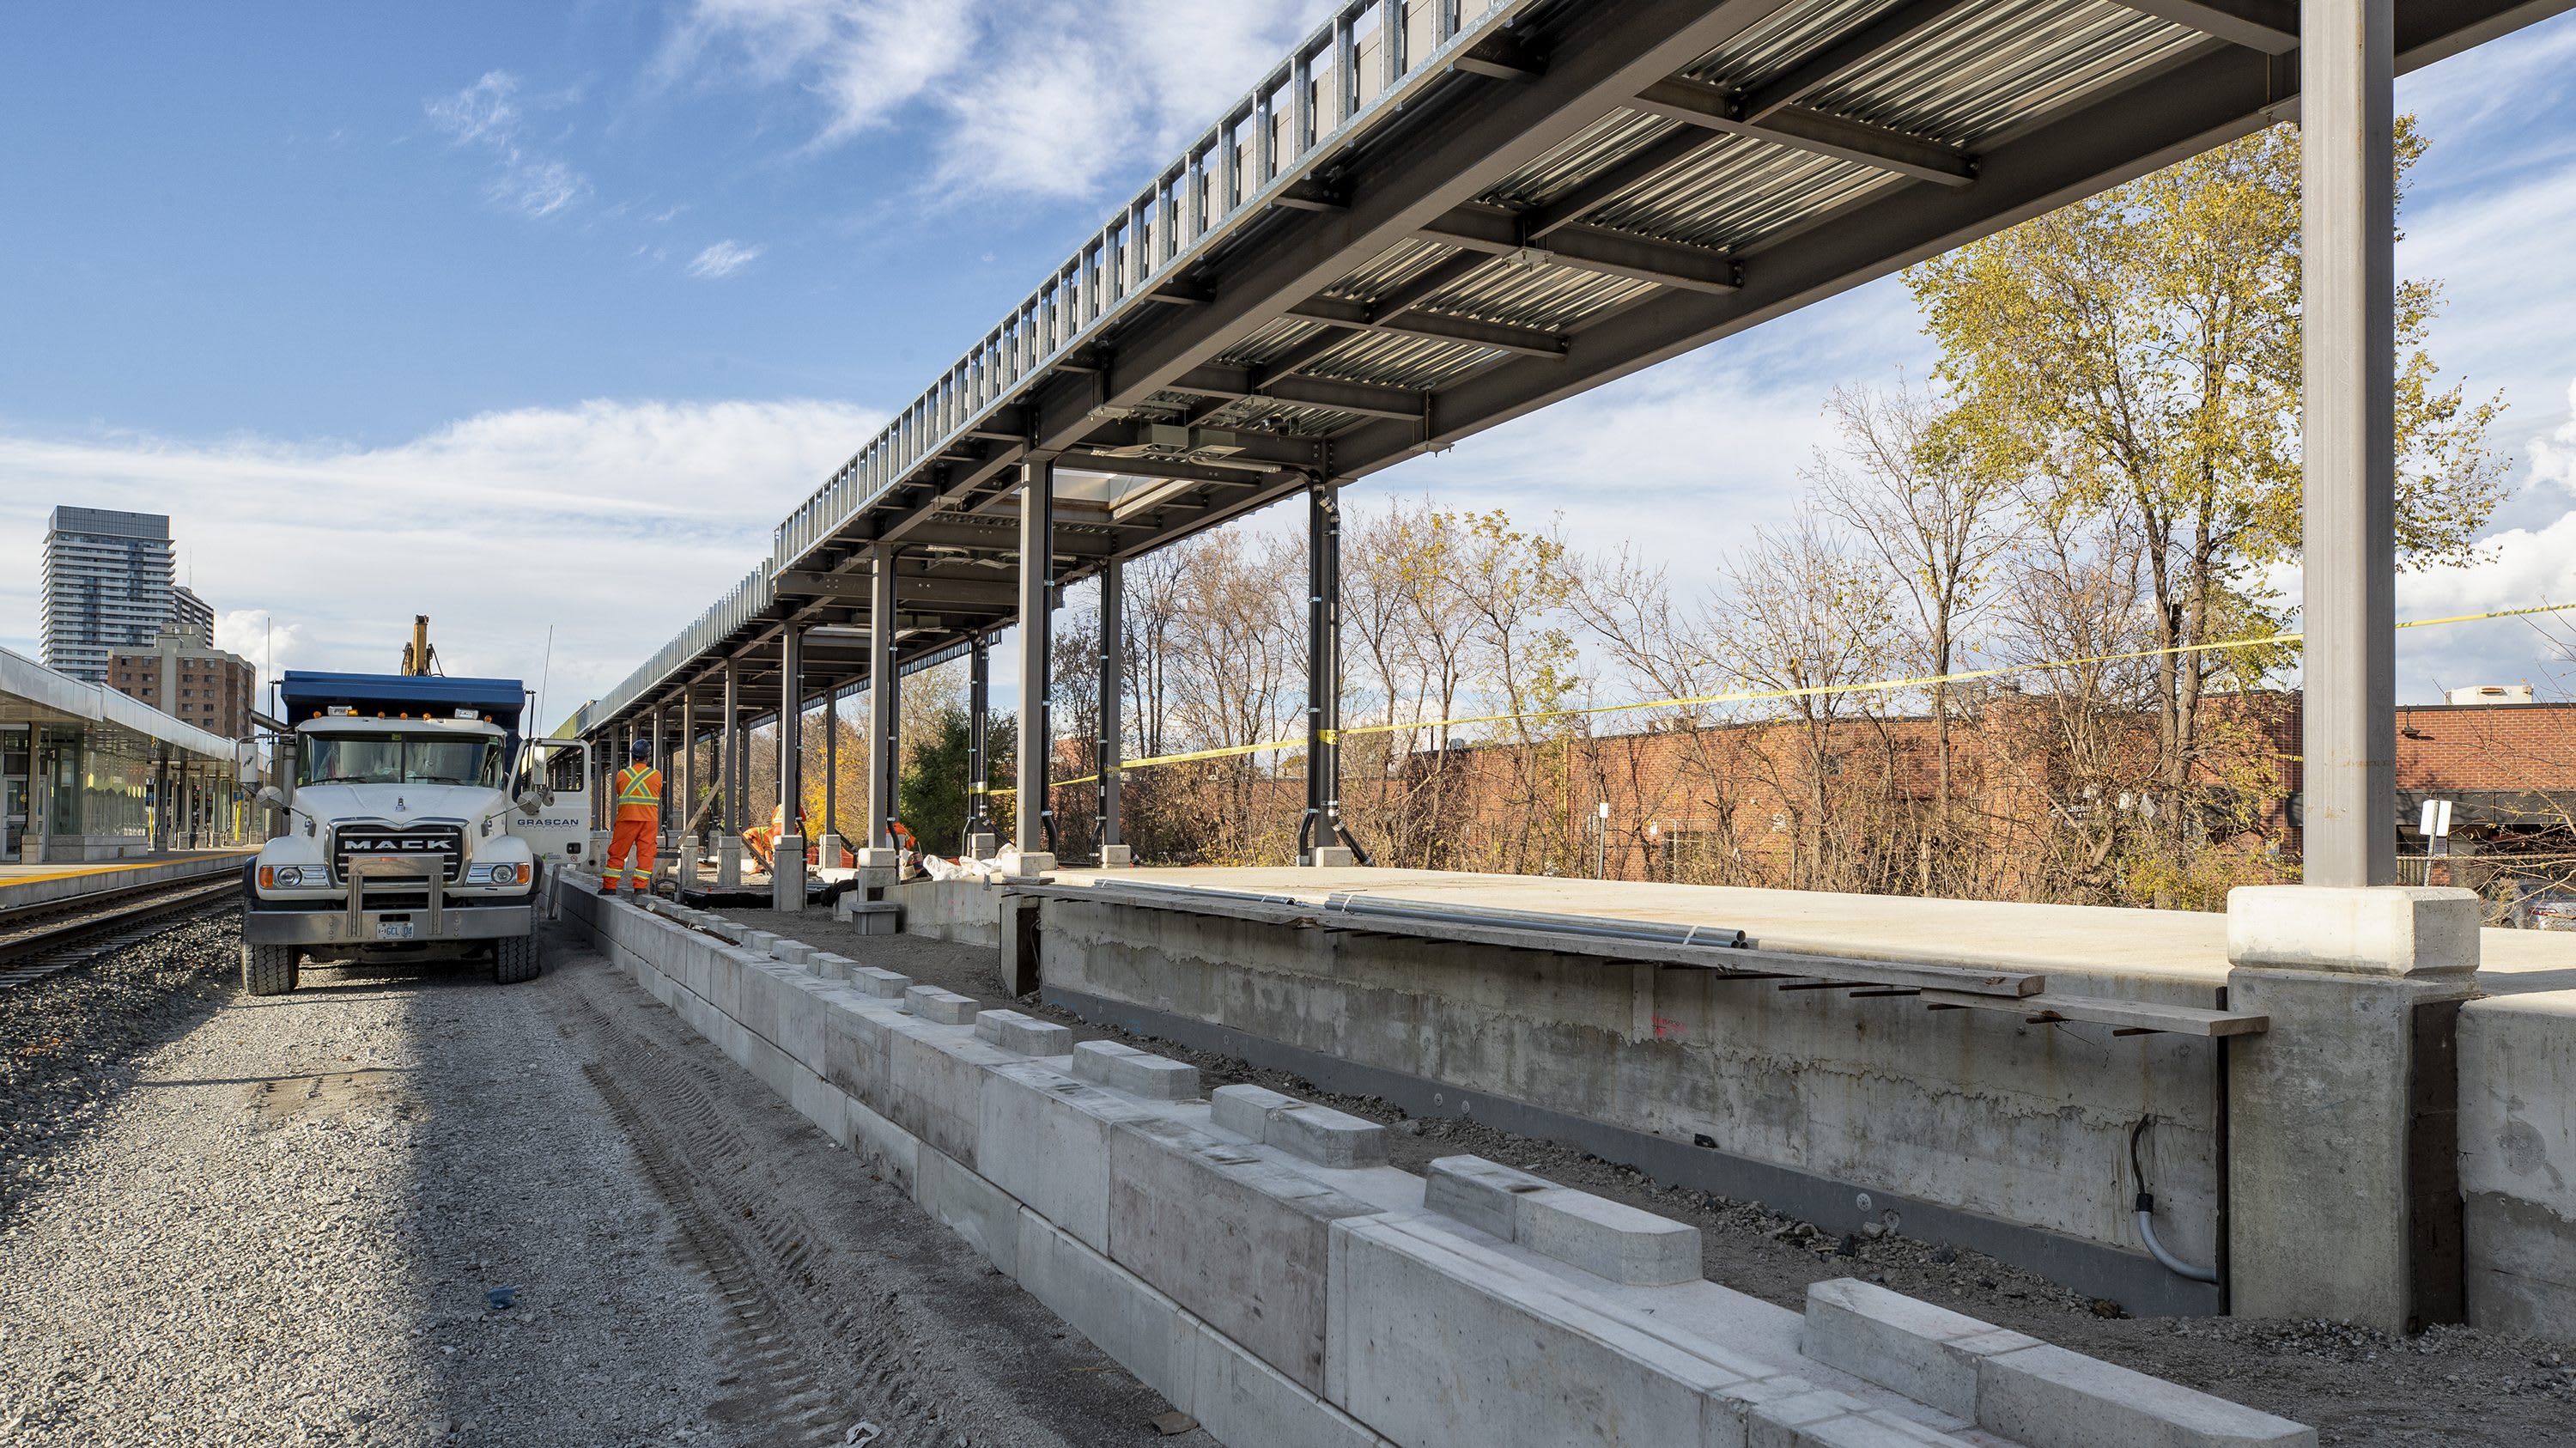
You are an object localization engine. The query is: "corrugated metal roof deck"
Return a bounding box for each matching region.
[577,0,2564,739]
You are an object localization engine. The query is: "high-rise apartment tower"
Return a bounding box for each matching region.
[39,508,173,684]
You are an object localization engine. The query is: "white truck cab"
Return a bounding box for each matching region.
[240,671,580,995]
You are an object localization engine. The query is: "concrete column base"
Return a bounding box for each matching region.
[967,832,996,860]
[817,833,848,870]
[1014,852,1058,875]
[1307,846,1356,868]
[2225,885,2478,1332]
[770,837,806,911]
[716,836,743,886]
[1100,843,1133,868]
[676,839,702,891]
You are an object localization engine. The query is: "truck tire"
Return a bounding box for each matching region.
[492,934,542,985]
[241,942,299,996]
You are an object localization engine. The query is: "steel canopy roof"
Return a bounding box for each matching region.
[579,0,2569,741]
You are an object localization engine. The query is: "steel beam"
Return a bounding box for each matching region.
[2300,0,2396,887]
[1016,458,1056,868]
[2121,0,2301,52]
[1631,76,1977,186]
[1303,482,1353,867]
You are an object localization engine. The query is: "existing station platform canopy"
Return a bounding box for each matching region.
[3,646,250,863]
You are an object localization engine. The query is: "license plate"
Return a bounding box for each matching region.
[377,921,415,940]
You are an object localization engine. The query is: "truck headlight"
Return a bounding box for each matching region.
[465,862,527,886]
[271,866,307,887]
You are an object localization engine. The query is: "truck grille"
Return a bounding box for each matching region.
[330,824,464,885]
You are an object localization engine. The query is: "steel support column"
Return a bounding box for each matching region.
[677,686,700,888]
[819,681,843,867]
[718,659,743,885]
[967,635,993,855]
[866,549,902,867]
[1016,457,1056,870]
[1303,482,1359,867]
[2300,0,2398,888]
[1097,557,1127,866]
[775,625,806,908]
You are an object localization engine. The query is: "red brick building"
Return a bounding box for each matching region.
[107,625,257,739]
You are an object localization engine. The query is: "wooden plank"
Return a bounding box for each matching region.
[1918,989,2270,1037]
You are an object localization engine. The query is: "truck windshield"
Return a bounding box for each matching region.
[301,733,499,788]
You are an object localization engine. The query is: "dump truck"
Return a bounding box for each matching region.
[237,669,590,995]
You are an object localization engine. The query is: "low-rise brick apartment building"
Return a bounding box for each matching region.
[1304,689,2576,921]
[106,625,256,739]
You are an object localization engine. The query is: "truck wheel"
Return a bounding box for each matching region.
[492,934,542,985]
[241,942,299,996]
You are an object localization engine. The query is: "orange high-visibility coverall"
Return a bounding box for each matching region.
[742,802,813,872]
[604,760,662,894]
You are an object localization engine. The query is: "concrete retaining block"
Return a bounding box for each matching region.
[1327,1213,1741,1446]
[878,1020,1012,1169]
[1184,1315,1389,1448]
[1801,1278,2035,1420]
[1018,1208,1197,1410]
[853,966,910,997]
[741,929,779,953]
[819,993,895,1103]
[1806,1279,2314,1448]
[1071,1039,1202,1100]
[1517,1187,1703,1287]
[1212,1084,1388,1169]
[1977,1343,2313,1448]
[1424,1155,1551,1241]
[974,1008,1073,1056]
[917,1146,1022,1275]
[980,1062,1153,1252]
[770,940,814,964]
[903,985,978,1025]
[810,952,855,981]
[1109,1116,1379,1392]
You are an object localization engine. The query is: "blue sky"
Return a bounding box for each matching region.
[3,2,2573,717]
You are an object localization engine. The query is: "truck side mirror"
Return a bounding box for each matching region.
[255,784,286,812]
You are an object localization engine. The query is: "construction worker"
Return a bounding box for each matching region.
[604,739,662,897]
[741,800,810,873]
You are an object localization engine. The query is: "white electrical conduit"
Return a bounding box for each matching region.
[2130,1118,2220,1283]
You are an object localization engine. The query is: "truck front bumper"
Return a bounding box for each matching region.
[245,902,533,946]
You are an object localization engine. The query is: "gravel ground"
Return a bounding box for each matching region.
[722,905,2576,1448]
[0,912,1212,1448]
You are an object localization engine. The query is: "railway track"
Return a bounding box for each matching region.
[0,872,242,989]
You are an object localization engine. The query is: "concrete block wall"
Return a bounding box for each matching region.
[559,877,2306,1448]
[1036,894,2227,1316]
[2458,990,2576,1339]
[884,875,1007,946]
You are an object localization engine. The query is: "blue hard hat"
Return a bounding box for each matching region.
[629,739,650,760]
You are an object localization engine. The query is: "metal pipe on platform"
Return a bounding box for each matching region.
[2300,0,2397,887]
[718,658,743,886]
[1016,457,1056,869]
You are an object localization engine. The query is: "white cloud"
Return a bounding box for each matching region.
[2527,376,2576,496]
[425,70,593,220]
[0,399,883,716]
[687,239,766,278]
[659,0,1334,202]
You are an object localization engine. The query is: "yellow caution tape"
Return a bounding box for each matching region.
[1030,599,2573,791]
